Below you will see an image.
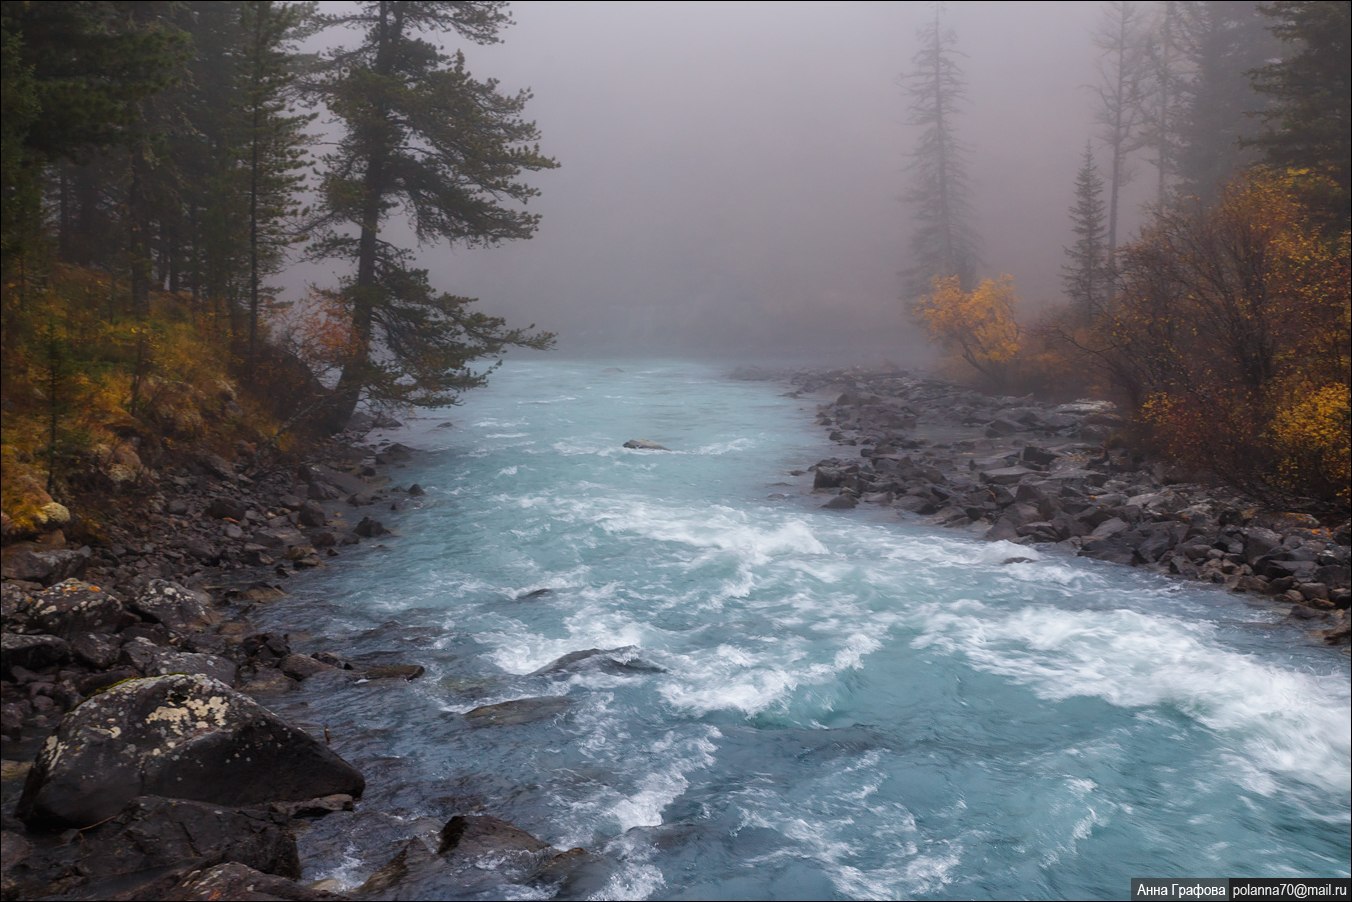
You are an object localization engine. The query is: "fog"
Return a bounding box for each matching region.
[311,1,1150,361]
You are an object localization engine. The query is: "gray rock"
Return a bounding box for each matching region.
[0,545,92,586]
[71,632,121,669]
[57,796,300,896]
[10,580,125,638]
[821,493,858,510]
[279,653,338,681]
[1,633,70,678]
[172,862,347,901]
[464,696,571,727]
[17,673,365,828]
[206,497,248,521]
[623,439,669,451]
[980,466,1036,486]
[148,650,238,685]
[129,580,220,635]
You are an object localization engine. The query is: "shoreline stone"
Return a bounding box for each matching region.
[787,365,1350,646]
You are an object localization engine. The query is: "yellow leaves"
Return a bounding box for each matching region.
[912,274,1022,383]
[1269,383,1352,502]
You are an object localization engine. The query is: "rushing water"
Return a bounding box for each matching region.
[254,359,1351,901]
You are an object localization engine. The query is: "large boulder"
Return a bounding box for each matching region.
[8,580,125,638]
[17,673,365,828]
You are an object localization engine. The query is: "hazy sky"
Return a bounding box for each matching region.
[304,1,1152,362]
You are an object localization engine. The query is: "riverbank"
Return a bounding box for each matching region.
[772,365,1350,647]
[0,425,426,899]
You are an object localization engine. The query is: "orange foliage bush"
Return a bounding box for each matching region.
[1095,169,1350,507]
[912,274,1022,387]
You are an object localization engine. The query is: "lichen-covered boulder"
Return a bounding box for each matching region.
[17,673,365,828]
[9,579,124,638]
[128,579,220,635]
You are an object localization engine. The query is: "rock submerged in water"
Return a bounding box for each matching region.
[463,696,571,727]
[623,439,669,451]
[17,673,365,828]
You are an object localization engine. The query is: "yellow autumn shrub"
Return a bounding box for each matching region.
[1270,383,1351,503]
[913,274,1021,386]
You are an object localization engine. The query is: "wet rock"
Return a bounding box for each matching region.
[812,465,845,489]
[355,517,388,538]
[279,653,338,682]
[623,439,669,451]
[17,673,365,828]
[362,664,425,681]
[46,796,300,897]
[464,696,571,727]
[530,648,664,677]
[171,861,349,901]
[439,814,551,858]
[821,493,858,510]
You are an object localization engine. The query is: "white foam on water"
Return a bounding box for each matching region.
[496,465,520,477]
[588,833,666,902]
[695,437,755,455]
[975,540,1044,565]
[914,600,1352,793]
[594,501,828,565]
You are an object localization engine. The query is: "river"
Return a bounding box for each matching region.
[252,359,1351,901]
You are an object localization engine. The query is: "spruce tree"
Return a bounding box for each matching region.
[1173,1,1277,204]
[1250,0,1351,225]
[235,0,315,370]
[309,1,557,430]
[1062,144,1110,322]
[901,5,978,298]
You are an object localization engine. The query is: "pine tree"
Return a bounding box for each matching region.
[309,1,557,431]
[901,4,978,298]
[1062,143,1110,322]
[1250,0,1351,225]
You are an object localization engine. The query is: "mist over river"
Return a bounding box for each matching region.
[253,359,1351,901]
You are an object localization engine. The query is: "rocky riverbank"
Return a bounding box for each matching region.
[774,366,1350,647]
[0,428,583,900]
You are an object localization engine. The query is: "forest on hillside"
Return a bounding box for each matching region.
[1,1,1348,539]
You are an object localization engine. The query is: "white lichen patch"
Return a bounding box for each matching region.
[145,694,233,738]
[41,735,65,770]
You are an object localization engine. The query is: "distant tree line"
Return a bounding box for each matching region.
[905,0,1350,510]
[1,0,554,433]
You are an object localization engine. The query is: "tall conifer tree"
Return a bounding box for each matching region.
[902,4,978,298]
[309,1,556,430]
[1063,144,1111,322]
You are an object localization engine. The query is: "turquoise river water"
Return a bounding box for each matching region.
[253,359,1351,901]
